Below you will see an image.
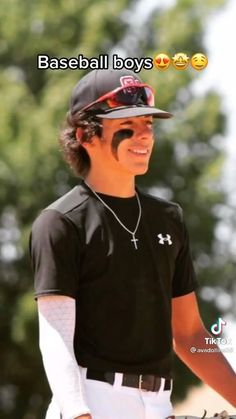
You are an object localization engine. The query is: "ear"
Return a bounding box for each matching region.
[76,128,99,152]
[76,127,84,143]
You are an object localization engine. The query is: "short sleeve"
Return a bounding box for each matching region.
[29,209,80,299]
[172,211,199,298]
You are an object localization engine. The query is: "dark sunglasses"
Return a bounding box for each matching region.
[81,83,155,112]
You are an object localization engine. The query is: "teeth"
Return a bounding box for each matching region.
[130,149,148,155]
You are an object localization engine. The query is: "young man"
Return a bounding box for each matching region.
[30,69,236,419]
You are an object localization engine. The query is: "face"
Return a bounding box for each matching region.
[172,53,189,70]
[191,53,208,70]
[90,116,155,176]
[153,53,170,70]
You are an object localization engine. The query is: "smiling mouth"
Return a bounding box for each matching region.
[128,148,149,156]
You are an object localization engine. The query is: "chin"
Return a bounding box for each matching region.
[122,161,150,176]
[133,165,149,175]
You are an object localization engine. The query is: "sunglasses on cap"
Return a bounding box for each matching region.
[81,83,155,112]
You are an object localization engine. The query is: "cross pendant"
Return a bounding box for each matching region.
[131,235,138,250]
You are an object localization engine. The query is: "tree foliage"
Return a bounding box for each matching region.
[0,0,233,417]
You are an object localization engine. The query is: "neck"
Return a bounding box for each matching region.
[84,172,136,197]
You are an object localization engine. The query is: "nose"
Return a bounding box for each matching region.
[135,125,153,141]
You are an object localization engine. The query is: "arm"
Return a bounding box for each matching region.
[172,291,236,407]
[38,295,92,419]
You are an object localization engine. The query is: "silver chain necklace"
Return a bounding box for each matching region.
[84,181,142,250]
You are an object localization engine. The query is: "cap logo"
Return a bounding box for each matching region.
[120,76,140,93]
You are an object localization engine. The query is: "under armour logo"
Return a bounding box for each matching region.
[157,234,172,245]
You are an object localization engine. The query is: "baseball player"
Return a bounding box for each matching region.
[30,69,236,419]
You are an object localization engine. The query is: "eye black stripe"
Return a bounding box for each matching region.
[111,129,134,159]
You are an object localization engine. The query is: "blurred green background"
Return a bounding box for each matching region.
[0,0,235,417]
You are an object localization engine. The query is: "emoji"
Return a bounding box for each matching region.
[191,53,208,70]
[153,53,170,70]
[172,53,189,70]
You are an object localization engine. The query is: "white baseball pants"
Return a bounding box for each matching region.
[45,366,173,419]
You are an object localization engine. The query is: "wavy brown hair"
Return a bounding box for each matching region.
[59,110,103,177]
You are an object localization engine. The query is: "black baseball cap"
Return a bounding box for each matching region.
[70,69,173,119]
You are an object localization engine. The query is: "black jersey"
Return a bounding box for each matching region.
[30,181,198,378]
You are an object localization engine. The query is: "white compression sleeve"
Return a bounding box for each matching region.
[38,295,91,419]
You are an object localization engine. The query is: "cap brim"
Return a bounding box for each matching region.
[95,106,173,119]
